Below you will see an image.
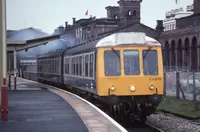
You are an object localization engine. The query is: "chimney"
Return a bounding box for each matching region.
[72,18,76,25]
[156,20,164,31]
[156,20,164,37]
[65,22,68,27]
[65,22,68,30]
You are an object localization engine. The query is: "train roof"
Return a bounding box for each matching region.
[96,32,161,47]
[37,49,65,59]
[63,32,161,56]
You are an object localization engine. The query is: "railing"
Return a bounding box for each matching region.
[164,71,200,102]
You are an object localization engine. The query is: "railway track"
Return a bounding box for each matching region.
[109,108,164,132]
[44,83,164,132]
[76,92,164,132]
[125,122,164,132]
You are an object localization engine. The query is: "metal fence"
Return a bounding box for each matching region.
[165,71,200,101]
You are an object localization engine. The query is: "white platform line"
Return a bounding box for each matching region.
[41,83,128,132]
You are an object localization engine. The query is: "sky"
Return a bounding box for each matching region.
[6,0,193,34]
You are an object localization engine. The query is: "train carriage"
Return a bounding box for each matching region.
[37,50,65,85]
[63,32,164,121]
[32,31,164,122]
[20,59,38,81]
[63,40,98,93]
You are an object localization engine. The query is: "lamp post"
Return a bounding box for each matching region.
[0,0,8,121]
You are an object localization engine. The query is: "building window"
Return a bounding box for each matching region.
[76,28,82,38]
[114,15,118,19]
[128,10,132,16]
[132,10,136,16]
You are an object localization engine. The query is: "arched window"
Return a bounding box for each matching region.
[127,10,132,16]
[132,10,136,16]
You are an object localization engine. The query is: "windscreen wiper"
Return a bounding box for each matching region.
[143,47,152,58]
[111,48,120,59]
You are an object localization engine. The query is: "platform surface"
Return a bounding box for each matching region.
[0,77,126,132]
[0,79,88,132]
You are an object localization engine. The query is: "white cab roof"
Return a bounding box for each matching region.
[96,32,161,47]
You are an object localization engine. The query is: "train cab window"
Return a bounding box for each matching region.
[104,50,120,76]
[143,50,158,75]
[124,50,140,75]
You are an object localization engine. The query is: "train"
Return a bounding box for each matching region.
[20,32,164,122]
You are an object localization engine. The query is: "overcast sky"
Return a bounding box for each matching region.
[6,0,193,34]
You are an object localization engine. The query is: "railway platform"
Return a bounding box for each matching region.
[0,77,127,132]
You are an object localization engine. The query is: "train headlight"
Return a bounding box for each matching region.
[149,84,154,90]
[110,85,115,91]
[130,86,136,92]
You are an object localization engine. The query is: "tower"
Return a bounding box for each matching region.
[117,0,142,26]
[105,6,120,19]
[194,0,200,14]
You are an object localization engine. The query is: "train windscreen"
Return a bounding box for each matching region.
[123,50,140,75]
[104,50,121,76]
[143,50,158,75]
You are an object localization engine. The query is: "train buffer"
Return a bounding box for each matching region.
[0,77,127,132]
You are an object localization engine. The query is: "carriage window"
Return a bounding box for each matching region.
[48,60,50,73]
[57,59,59,73]
[82,55,85,76]
[67,58,69,74]
[71,58,74,75]
[69,58,72,74]
[104,50,120,76]
[143,50,158,75]
[54,60,56,73]
[65,58,67,74]
[85,55,89,77]
[90,54,94,78]
[79,56,82,76]
[124,50,140,75]
[74,57,76,75]
[76,57,79,76]
[54,60,57,73]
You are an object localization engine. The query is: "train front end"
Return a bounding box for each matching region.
[95,32,164,121]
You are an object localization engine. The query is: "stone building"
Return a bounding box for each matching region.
[54,0,163,49]
[53,0,200,72]
[159,0,200,72]
[163,6,193,31]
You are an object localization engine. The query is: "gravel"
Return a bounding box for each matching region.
[146,112,200,132]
